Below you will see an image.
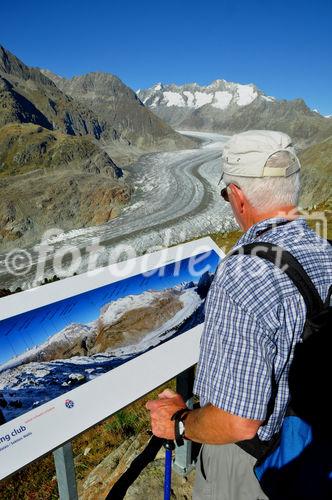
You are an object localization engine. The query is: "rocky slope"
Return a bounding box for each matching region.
[138,80,332,146]
[0,123,121,178]
[0,46,135,246]
[41,70,195,163]
[0,123,130,244]
[0,46,103,138]
[1,44,195,159]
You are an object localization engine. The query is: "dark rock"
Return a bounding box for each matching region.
[9,400,23,409]
[0,397,8,408]
[196,271,214,299]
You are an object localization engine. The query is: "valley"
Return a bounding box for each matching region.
[0,45,331,294]
[0,131,233,290]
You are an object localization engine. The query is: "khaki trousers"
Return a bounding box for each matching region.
[193,443,269,500]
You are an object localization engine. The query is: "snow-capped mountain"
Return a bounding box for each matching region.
[0,324,94,373]
[138,80,332,146]
[138,80,271,111]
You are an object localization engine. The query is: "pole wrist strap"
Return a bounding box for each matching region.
[171,407,190,446]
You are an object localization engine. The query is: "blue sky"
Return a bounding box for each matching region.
[1,0,331,114]
[0,251,220,365]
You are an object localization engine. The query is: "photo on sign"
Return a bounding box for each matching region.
[0,250,220,425]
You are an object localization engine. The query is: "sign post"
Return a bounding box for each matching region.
[173,366,196,475]
[53,442,78,500]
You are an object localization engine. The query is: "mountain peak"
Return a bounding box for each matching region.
[0,46,56,89]
[0,45,29,77]
[137,78,262,111]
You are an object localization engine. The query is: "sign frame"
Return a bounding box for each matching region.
[0,237,224,479]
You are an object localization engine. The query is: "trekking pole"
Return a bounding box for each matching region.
[163,440,175,500]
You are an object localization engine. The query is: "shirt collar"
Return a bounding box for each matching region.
[235,216,306,247]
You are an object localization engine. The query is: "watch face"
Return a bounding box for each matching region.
[179,420,185,436]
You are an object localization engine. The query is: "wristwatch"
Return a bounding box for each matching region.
[171,408,190,446]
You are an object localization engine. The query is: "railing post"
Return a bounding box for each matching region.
[173,366,196,475]
[53,442,78,500]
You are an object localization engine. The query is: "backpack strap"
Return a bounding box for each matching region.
[230,242,324,318]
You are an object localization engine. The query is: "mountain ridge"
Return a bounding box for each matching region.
[0,45,195,162]
[40,68,195,162]
[0,45,104,138]
[138,80,332,147]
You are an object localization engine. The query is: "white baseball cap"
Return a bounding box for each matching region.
[221,130,301,179]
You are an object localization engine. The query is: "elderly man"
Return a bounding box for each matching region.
[146,130,332,499]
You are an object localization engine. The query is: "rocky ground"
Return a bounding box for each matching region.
[77,431,196,500]
[0,169,130,247]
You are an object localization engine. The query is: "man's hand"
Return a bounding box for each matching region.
[146,390,263,444]
[145,389,187,440]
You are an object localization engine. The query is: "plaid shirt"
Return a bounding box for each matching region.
[194,217,332,440]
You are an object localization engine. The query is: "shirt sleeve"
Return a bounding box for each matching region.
[194,282,277,421]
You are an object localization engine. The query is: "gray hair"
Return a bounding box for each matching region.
[223,151,301,211]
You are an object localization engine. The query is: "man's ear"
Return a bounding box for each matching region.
[229,184,246,213]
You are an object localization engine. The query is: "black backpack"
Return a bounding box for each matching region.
[232,241,332,499]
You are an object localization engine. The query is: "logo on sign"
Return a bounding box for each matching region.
[65,399,75,409]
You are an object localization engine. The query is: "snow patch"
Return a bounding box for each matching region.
[150,95,160,108]
[212,91,233,110]
[194,91,213,108]
[235,84,257,106]
[261,95,275,102]
[163,91,186,107]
